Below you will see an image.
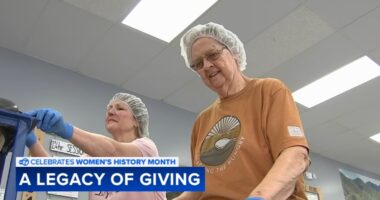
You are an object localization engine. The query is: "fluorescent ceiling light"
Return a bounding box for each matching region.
[122,0,218,43]
[370,133,380,144]
[293,56,380,108]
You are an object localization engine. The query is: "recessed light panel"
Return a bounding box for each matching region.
[293,56,380,108]
[122,0,218,43]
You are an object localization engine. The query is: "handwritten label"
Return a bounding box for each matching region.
[50,139,83,156]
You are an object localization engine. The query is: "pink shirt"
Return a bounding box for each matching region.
[89,137,166,200]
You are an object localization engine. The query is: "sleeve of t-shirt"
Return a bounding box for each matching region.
[191,117,201,166]
[264,79,309,159]
[132,137,159,157]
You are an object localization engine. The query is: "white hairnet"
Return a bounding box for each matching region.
[109,93,149,137]
[180,22,247,71]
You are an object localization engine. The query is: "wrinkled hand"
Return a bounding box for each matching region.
[27,108,73,140]
[25,131,37,148]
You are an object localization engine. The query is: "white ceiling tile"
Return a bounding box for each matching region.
[265,32,363,91]
[340,6,380,52]
[354,124,380,139]
[352,155,380,175]
[0,0,49,51]
[306,122,351,154]
[297,105,308,113]
[306,0,380,29]
[194,0,304,43]
[300,77,380,133]
[307,121,350,138]
[315,130,362,158]
[164,78,217,113]
[122,38,196,100]
[78,24,166,86]
[295,68,380,136]
[330,78,380,109]
[24,0,112,71]
[300,106,341,131]
[244,6,335,77]
[63,0,138,22]
[320,134,380,175]
[368,47,380,65]
[335,99,380,131]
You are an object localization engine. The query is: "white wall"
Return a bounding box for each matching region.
[307,152,380,200]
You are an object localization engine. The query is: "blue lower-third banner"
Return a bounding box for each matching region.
[16,167,205,191]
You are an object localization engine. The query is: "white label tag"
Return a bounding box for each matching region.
[288,126,303,137]
[50,139,83,156]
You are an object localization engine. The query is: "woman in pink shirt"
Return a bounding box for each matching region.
[26,93,166,200]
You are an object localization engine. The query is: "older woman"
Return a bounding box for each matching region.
[26,92,166,200]
[175,22,310,200]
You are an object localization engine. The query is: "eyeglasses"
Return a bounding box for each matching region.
[190,47,227,71]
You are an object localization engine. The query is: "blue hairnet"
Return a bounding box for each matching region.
[108,93,149,137]
[180,22,247,71]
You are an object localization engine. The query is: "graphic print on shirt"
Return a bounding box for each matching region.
[199,115,241,166]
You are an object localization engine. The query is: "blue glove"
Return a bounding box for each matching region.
[27,109,73,140]
[25,131,37,148]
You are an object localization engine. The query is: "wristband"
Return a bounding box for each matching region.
[246,198,264,200]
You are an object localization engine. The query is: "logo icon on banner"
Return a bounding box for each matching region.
[18,158,29,166]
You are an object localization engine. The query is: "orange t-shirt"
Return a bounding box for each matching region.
[191,78,309,200]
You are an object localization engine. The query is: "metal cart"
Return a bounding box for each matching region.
[0,109,35,200]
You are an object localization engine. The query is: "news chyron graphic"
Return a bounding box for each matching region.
[16,157,205,192]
